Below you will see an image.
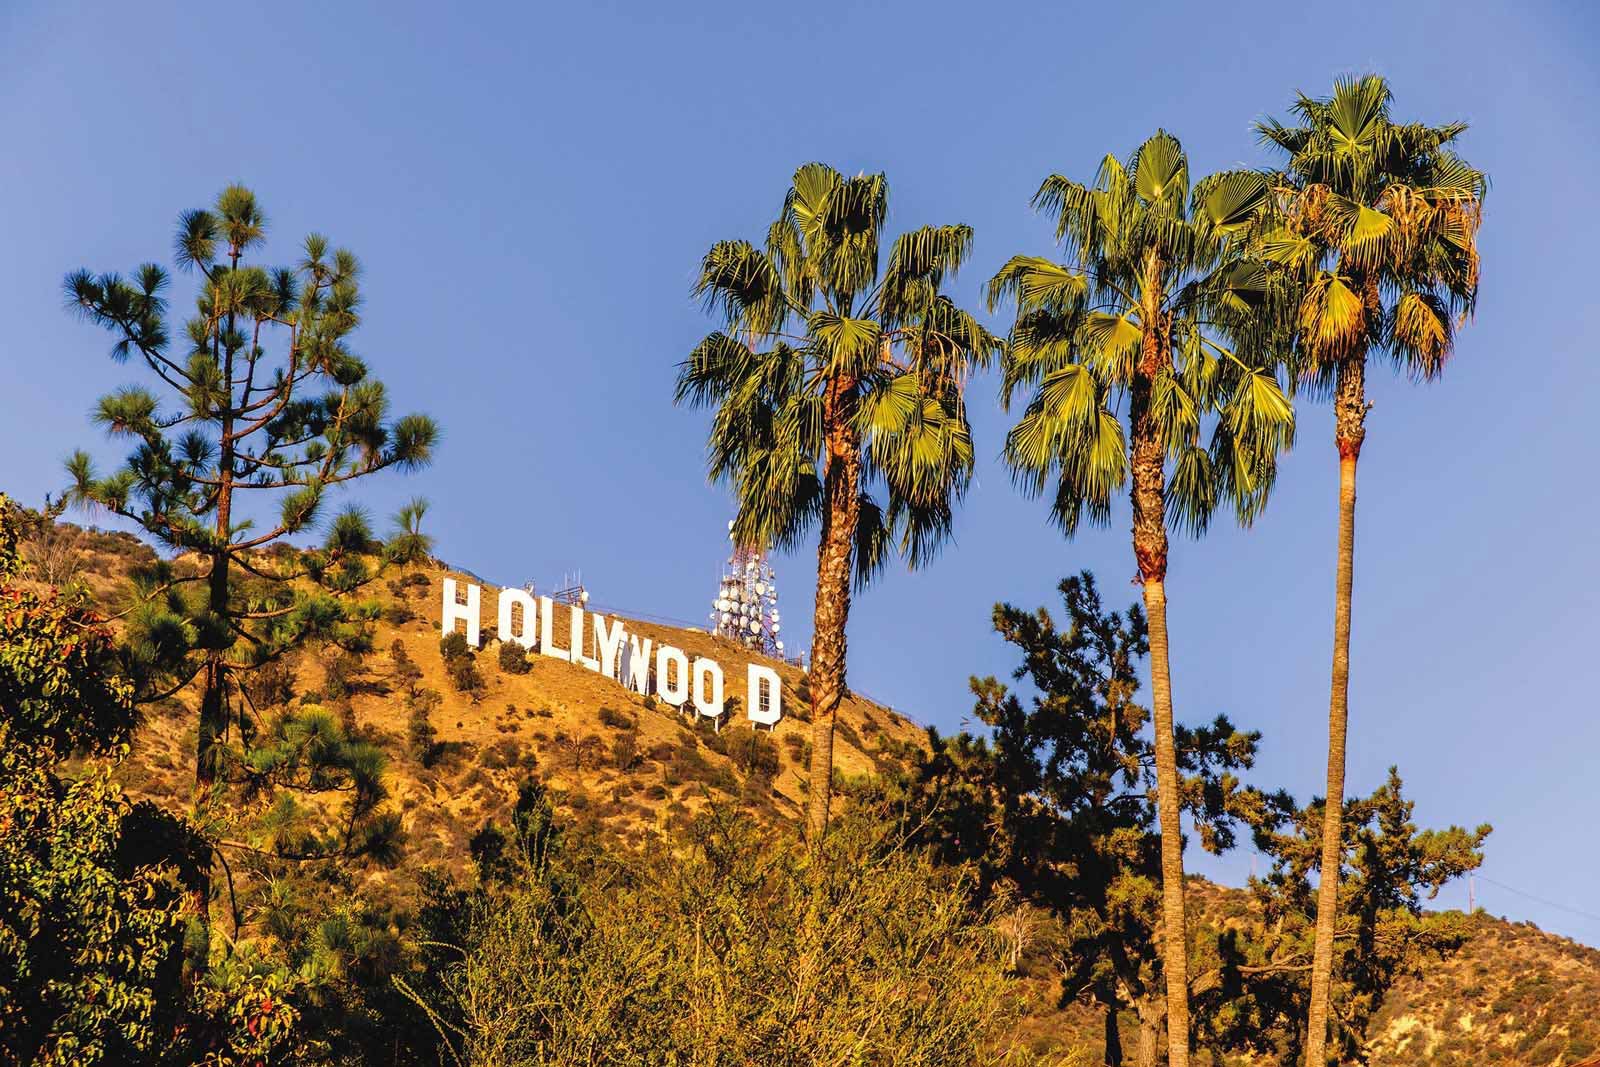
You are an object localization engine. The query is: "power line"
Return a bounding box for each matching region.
[1474,874,1600,927]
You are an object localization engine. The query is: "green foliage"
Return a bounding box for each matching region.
[728,727,780,782]
[406,688,442,767]
[676,163,1000,582]
[439,630,471,662]
[58,188,438,963]
[235,705,404,865]
[497,639,531,674]
[60,183,438,812]
[610,731,641,772]
[885,571,1489,1064]
[987,133,1296,536]
[597,705,634,730]
[243,658,296,710]
[1256,75,1485,385]
[382,600,415,626]
[782,731,811,767]
[389,639,422,690]
[322,650,364,701]
[447,657,484,696]
[0,764,193,1067]
[0,495,196,1066]
[892,572,1270,1062]
[0,518,137,760]
[1211,770,1491,1063]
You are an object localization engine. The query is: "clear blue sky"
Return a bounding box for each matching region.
[4,1,1597,940]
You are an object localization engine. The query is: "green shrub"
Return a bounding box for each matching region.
[407,688,443,766]
[834,720,861,750]
[781,732,812,770]
[323,651,364,701]
[597,706,634,731]
[448,658,484,697]
[612,732,640,771]
[390,639,423,689]
[697,720,730,755]
[729,730,780,781]
[244,659,296,709]
[440,630,471,662]
[498,641,532,675]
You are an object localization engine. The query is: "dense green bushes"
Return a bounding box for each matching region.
[497,639,532,674]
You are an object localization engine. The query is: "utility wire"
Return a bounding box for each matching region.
[1474,874,1600,927]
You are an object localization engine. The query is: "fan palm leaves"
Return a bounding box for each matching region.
[678,163,998,841]
[1256,75,1485,1066]
[986,130,1295,1067]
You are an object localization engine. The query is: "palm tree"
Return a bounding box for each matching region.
[986,131,1294,1067]
[677,163,998,842]
[1256,76,1486,1065]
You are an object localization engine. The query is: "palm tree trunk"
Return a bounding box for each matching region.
[1131,305,1190,1067]
[1304,356,1366,1065]
[805,379,860,844]
[1142,577,1189,1067]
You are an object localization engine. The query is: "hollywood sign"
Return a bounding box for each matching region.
[441,579,782,726]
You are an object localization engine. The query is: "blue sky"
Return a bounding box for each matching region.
[4,1,1597,939]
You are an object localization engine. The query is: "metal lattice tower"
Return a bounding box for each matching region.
[709,520,784,657]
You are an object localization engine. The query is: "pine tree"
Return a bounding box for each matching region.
[62,185,438,928]
[1215,770,1490,1063]
[905,572,1271,1067]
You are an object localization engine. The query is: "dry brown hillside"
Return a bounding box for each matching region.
[21,515,1600,1066]
[112,555,927,880]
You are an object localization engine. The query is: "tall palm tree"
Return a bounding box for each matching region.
[1256,76,1485,1065]
[677,163,997,842]
[987,131,1294,1067]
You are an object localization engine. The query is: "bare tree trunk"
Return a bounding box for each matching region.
[1105,1001,1125,1067]
[1131,301,1189,1067]
[805,378,860,844]
[1304,356,1366,1066]
[1133,997,1166,1067]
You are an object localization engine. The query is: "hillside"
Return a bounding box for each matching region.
[17,514,924,875]
[20,515,1600,1066]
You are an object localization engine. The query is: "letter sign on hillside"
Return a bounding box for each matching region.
[443,579,481,647]
[692,657,724,720]
[498,588,537,648]
[442,579,784,726]
[656,645,690,708]
[538,595,570,662]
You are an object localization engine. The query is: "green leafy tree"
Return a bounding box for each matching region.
[62,185,438,921]
[1206,770,1489,1065]
[1255,77,1486,1064]
[677,164,998,841]
[0,495,197,1066]
[985,132,1294,1065]
[903,573,1271,1067]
